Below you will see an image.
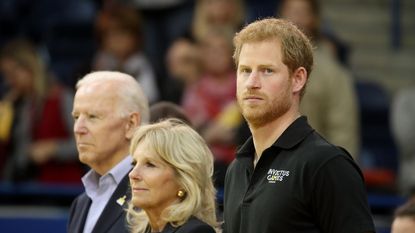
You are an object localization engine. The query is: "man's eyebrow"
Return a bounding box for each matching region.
[238,64,250,69]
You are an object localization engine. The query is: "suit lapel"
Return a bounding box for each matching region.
[92,173,131,233]
[72,194,92,233]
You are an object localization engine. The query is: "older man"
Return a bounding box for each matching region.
[67,71,149,233]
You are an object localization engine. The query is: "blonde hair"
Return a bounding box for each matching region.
[76,71,149,124]
[127,119,220,232]
[233,18,314,96]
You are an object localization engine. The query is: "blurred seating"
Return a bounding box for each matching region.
[0,19,19,48]
[0,182,83,206]
[25,0,96,42]
[44,20,96,88]
[0,216,67,233]
[356,80,399,193]
[0,204,69,233]
[8,0,98,88]
[356,80,405,230]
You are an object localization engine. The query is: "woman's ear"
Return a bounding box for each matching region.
[291,67,308,95]
[125,112,141,140]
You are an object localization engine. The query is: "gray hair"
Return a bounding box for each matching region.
[76,71,149,124]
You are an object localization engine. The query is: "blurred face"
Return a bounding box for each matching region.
[72,83,129,174]
[392,217,415,233]
[202,34,233,75]
[280,0,317,37]
[0,58,33,93]
[236,40,293,128]
[103,29,137,60]
[206,0,237,24]
[129,141,181,215]
[166,39,200,83]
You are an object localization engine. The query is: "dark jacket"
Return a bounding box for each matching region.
[147,216,215,233]
[67,174,130,233]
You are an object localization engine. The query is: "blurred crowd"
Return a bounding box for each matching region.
[0,0,413,201]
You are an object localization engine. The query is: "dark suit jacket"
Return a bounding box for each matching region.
[156,216,215,233]
[67,173,130,233]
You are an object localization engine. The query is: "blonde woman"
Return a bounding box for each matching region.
[127,119,220,233]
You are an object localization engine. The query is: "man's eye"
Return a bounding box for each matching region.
[264,68,274,74]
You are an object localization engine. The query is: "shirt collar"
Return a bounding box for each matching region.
[237,116,314,157]
[110,155,133,184]
[82,155,133,191]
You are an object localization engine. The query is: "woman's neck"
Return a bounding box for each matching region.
[146,210,167,233]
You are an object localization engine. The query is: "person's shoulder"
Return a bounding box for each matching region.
[70,192,89,208]
[301,132,361,174]
[177,217,215,233]
[300,132,352,162]
[225,156,246,176]
[68,192,89,222]
[313,45,352,79]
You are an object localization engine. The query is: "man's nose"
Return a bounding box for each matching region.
[246,71,261,89]
[74,116,87,134]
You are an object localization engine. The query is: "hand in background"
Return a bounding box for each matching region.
[30,140,57,164]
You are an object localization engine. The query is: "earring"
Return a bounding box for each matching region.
[177,190,185,198]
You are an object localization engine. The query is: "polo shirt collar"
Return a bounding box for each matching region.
[237,116,314,157]
[272,116,314,149]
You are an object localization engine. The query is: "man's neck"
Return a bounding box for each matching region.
[94,147,130,175]
[250,110,300,161]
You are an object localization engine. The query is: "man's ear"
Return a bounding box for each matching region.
[125,112,141,140]
[291,67,308,94]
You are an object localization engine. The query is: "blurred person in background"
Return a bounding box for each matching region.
[391,200,415,233]
[164,36,202,103]
[391,86,415,196]
[150,101,191,125]
[67,71,149,233]
[0,39,83,184]
[181,28,242,189]
[278,0,360,159]
[127,119,219,233]
[92,3,159,103]
[162,0,245,103]
[192,0,245,43]
[119,0,195,101]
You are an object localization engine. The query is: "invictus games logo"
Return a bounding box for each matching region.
[267,169,290,183]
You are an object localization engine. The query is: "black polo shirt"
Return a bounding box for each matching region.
[223,116,375,233]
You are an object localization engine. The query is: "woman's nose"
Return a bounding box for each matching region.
[129,165,142,180]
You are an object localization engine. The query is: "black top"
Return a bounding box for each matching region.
[145,216,215,233]
[223,116,375,233]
